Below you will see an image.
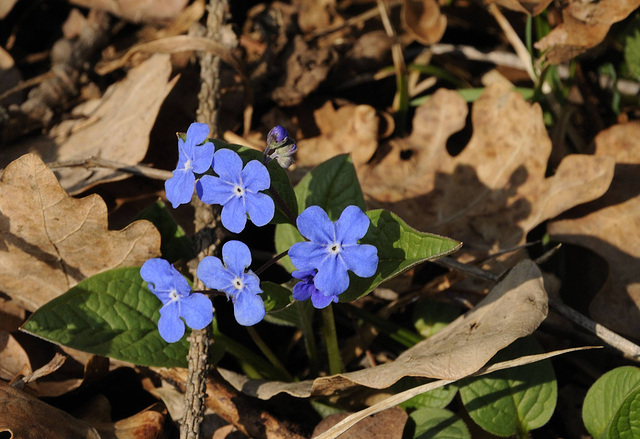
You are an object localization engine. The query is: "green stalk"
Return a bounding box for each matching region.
[296,301,319,376]
[247,326,292,381]
[321,304,343,375]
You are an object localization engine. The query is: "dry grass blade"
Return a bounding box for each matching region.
[313,346,599,439]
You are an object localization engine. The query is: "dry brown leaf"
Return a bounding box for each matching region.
[360,84,615,268]
[402,0,447,45]
[68,0,188,23]
[219,259,548,399]
[0,331,31,382]
[535,0,640,64]
[296,102,379,168]
[485,0,552,15]
[0,380,101,438]
[548,122,640,338]
[0,54,176,194]
[0,154,161,312]
[93,403,167,439]
[312,407,407,439]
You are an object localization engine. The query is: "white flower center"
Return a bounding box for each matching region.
[233,277,244,290]
[169,289,180,301]
[183,159,192,171]
[327,242,341,255]
[233,184,245,197]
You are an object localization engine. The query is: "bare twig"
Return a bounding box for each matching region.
[46,156,172,181]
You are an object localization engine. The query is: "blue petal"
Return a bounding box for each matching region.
[341,244,378,278]
[289,241,329,271]
[196,256,230,291]
[241,270,262,295]
[234,291,265,326]
[158,302,185,343]
[241,160,271,192]
[296,206,335,243]
[292,269,316,281]
[245,192,274,227]
[141,258,174,292]
[310,290,338,309]
[213,149,243,183]
[220,197,247,233]
[186,122,210,147]
[165,170,195,208]
[191,142,214,174]
[335,205,371,244]
[222,241,252,275]
[292,281,313,301]
[314,256,350,296]
[180,293,214,330]
[197,176,234,206]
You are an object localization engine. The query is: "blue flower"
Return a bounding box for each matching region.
[263,125,297,169]
[288,205,378,297]
[165,122,215,208]
[141,258,214,343]
[292,269,338,309]
[196,149,274,233]
[197,240,265,326]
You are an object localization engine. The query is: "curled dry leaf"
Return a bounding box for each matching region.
[0,54,177,194]
[0,331,31,382]
[296,102,379,168]
[0,380,101,439]
[312,407,407,439]
[68,0,188,23]
[93,403,167,439]
[360,84,614,271]
[219,259,548,399]
[548,122,640,338]
[402,0,447,45]
[535,0,640,64]
[0,154,161,312]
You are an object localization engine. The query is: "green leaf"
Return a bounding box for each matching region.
[214,140,298,226]
[609,386,640,439]
[134,200,194,263]
[583,366,640,439]
[262,281,292,312]
[459,337,557,437]
[412,299,460,338]
[395,378,458,410]
[21,267,222,368]
[405,407,471,439]
[625,27,640,79]
[339,210,461,302]
[275,154,366,272]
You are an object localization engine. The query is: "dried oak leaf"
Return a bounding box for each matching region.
[0,154,160,312]
[296,102,379,168]
[548,122,640,338]
[219,259,548,399]
[68,0,188,23]
[359,84,615,268]
[0,54,177,194]
[402,0,447,45]
[0,331,31,382]
[0,380,101,439]
[312,407,407,439]
[484,0,552,15]
[535,0,640,64]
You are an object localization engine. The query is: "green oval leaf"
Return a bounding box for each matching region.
[459,337,557,437]
[21,267,214,368]
[609,386,640,439]
[395,378,458,410]
[339,209,461,302]
[275,154,366,271]
[583,366,640,439]
[262,281,292,312]
[406,407,471,439]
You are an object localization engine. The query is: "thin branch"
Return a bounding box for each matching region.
[46,156,172,180]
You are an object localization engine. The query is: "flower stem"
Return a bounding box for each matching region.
[254,249,288,276]
[246,326,292,381]
[268,184,297,225]
[321,304,343,375]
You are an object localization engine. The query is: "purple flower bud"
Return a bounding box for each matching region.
[264,125,297,169]
[267,125,289,148]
